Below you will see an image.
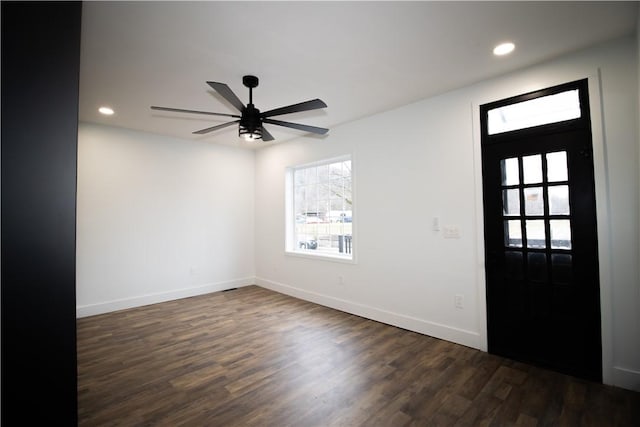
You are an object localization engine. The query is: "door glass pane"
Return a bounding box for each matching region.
[502,189,520,216]
[550,219,572,249]
[487,89,581,135]
[504,220,522,247]
[523,154,543,184]
[526,219,546,248]
[524,187,544,215]
[551,254,573,284]
[549,185,570,215]
[505,251,524,280]
[547,151,568,182]
[501,157,519,186]
[527,252,548,282]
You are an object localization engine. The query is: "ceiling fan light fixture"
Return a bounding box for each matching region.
[239,125,262,141]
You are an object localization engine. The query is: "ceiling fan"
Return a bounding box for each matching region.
[151,75,328,142]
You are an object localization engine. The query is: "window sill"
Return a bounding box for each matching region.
[285,250,356,264]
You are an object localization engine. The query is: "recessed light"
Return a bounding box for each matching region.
[493,42,515,56]
[98,106,114,115]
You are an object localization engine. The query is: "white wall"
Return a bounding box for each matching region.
[254,36,640,391]
[76,123,255,316]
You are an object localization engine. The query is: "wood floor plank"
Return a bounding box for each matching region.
[77,286,640,426]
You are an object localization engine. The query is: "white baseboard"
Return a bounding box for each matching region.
[255,276,481,349]
[76,277,254,318]
[611,366,640,391]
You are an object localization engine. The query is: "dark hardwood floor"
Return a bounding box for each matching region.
[77,285,639,426]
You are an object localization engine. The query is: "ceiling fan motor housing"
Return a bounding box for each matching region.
[239,103,262,139]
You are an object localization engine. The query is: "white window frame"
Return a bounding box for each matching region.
[285,155,355,263]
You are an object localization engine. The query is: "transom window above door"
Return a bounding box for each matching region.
[487,89,581,135]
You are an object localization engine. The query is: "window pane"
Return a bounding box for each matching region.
[502,189,520,216]
[329,162,343,178]
[551,254,573,284]
[316,233,331,250]
[550,219,571,249]
[294,185,305,212]
[487,89,581,135]
[504,251,524,280]
[330,198,344,212]
[549,185,570,215]
[523,154,543,184]
[524,187,544,215]
[305,167,317,184]
[342,160,352,175]
[501,157,519,186]
[317,164,330,182]
[298,235,317,250]
[304,196,317,217]
[342,177,352,202]
[528,252,548,282]
[318,200,330,219]
[298,221,317,250]
[526,219,546,248]
[318,184,331,202]
[329,222,343,235]
[295,169,306,186]
[504,220,522,247]
[331,179,343,195]
[547,151,568,182]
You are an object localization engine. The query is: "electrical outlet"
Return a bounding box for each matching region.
[455,294,464,309]
[444,226,460,239]
[338,275,345,285]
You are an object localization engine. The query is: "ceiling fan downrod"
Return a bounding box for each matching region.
[240,75,261,140]
[243,75,259,105]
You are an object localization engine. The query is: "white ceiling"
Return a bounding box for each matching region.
[79,1,638,149]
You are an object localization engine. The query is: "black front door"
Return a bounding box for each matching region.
[481,79,602,381]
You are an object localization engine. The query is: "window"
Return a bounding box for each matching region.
[500,151,572,250]
[487,89,581,135]
[286,156,353,260]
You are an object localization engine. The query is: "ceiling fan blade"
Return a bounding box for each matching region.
[192,120,240,135]
[261,126,275,141]
[207,81,246,112]
[263,118,328,135]
[261,99,327,118]
[151,105,240,118]
[151,106,240,118]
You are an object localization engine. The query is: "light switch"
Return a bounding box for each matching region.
[455,294,464,309]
